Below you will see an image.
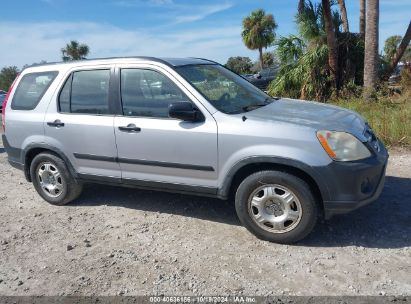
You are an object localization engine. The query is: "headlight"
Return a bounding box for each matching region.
[316,130,371,161]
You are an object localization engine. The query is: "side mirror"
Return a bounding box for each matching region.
[254,73,262,79]
[168,102,203,122]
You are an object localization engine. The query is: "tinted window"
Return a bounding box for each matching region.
[59,70,110,114]
[121,69,189,118]
[71,70,110,114]
[11,72,58,110]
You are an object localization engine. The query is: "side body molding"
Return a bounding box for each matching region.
[4,135,330,203]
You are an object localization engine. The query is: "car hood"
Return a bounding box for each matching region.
[245,98,368,141]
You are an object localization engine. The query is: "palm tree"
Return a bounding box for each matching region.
[271,1,332,100]
[359,0,366,37]
[61,40,90,61]
[363,0,379,100]
[298,0,305,14]
[242,9,277,70]
[270,0,364,101]
[383,21,411,79]
[322,0,339,89]
[384,35,403,61]
[337,0,349,32]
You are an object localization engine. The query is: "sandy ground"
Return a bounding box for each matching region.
[0,141,410,296]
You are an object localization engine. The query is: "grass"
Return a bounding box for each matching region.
[330,90,411,147]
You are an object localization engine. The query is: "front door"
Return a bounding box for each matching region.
[113,64,218,191]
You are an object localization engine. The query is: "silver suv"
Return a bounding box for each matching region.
[2,57,388,243]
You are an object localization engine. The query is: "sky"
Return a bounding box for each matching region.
[0,0,410,69]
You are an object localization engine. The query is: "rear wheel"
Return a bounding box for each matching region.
[235,170,318,243]
[30,153,83,205]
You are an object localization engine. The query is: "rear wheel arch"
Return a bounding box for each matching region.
[23,145,76,182]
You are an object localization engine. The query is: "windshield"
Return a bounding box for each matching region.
[175,64,273,114]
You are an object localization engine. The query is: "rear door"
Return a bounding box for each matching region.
[113,63,218,190]
[44,65,121,180]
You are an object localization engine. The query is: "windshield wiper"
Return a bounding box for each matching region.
[242,98,275,112]
[242,103,269,112]
[265,96,279,102]
[241,96,278,112]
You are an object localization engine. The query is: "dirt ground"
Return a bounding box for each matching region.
[0,141,410,296]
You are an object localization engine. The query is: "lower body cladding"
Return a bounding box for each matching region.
[318,143,389,219]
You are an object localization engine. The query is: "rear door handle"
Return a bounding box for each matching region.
[118,124,141,133]
[47,120,65,127]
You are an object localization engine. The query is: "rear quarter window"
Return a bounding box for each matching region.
[11,71,58,110]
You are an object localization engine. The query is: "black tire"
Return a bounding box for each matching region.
[30,152,83,205]
[235,170,318,244]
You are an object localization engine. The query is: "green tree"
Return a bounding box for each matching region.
[262,52,277,67]
[384,35,402,61]
[242,9,277,70]
[250,52,278,72]
[383,22,411,79]
[61,40,90,61]
[269,0,364,100]
[225,56,253,74]
[0,66,19,91]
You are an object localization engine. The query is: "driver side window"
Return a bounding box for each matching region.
[120,68,190,118]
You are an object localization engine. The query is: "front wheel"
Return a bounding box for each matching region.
[235,171,318,244]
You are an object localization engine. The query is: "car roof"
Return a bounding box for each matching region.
[23,57,217,70]
[160,57,216,66]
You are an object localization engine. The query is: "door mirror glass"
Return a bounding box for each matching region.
[168,102,203,122]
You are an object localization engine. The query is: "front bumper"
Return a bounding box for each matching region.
[317,140,389,219]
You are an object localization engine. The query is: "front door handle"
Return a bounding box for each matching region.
[118,124,141,133]
[47,119,65,127]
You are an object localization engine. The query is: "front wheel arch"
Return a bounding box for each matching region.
[219,158,327,214]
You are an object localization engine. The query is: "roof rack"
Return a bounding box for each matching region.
[23,56,174,70]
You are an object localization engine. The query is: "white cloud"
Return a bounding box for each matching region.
[0,21,256,68]
[150,0,173,4]
[114,0,173,7]
[174,3,233,24]
[114,0,233,24]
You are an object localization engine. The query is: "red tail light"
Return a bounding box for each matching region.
[2,74,20,132]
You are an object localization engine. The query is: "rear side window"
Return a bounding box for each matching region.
[11,71,58,110]
[59,69,110,115]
